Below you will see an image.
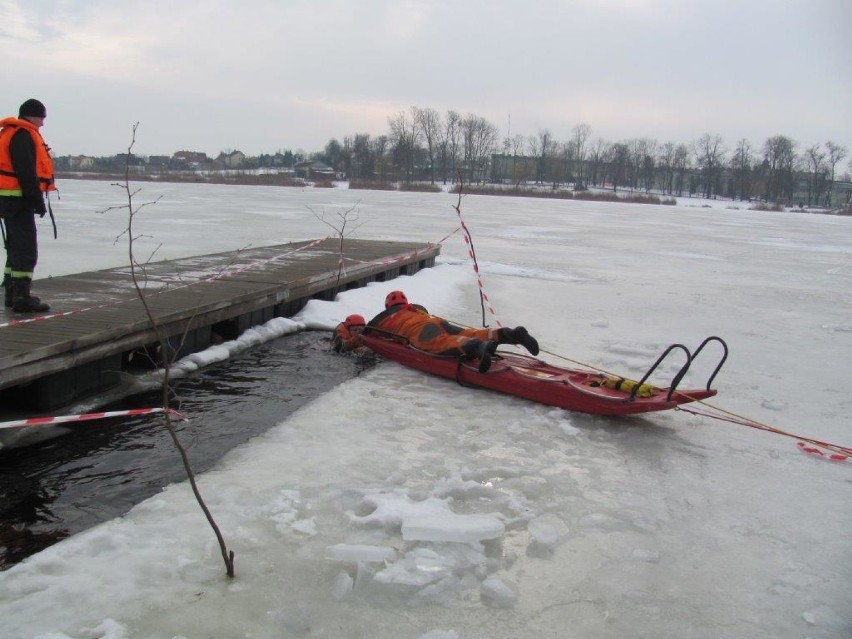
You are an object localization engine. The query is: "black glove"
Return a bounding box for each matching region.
[28,197,47,217]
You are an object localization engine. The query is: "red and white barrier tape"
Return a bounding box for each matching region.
[0,407,187,431]
[341,245,438,268]
[437,225,463,245]
[204,236,330,281]
[1,238,331,330]
[678,405,850,462]
[455,211,502,327]
[797,442,848,462]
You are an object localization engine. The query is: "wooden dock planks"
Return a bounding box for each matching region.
[0,238,439,407]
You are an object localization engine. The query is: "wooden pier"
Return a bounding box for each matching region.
[0,238,439,412]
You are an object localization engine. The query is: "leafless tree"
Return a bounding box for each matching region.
[388,108,421,182]
[312,203,363,290]
[608,142,630,192]
[763,135,797,202]
[804,144,827,206]
[626,138,643,190]
[730,139,754,201]
[507,133,525,156]
[344,133,375,181]
[571,124,592,187]
[559,140,575,187]
[824,141,848,207]
[500,133,529,186]
[437,110,462,184]
[658,141,677,195]
[372,134,391,182]
[323,138,343,173]
[695,133,726,198]
[587,138,610,188]
[529,129,555,185]
[414,107,441,184]
[105,123,235,579]
[460,114,498,183]
[629,138,657,193]
[672,144,691,196]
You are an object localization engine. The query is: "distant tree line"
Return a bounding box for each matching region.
[318,107,849,207]
[54,105,851,207]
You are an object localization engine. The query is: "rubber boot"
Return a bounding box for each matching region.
[11,277,50,313]
[498,326,540,356]
[463,339,497,373]
[5,273,43,309]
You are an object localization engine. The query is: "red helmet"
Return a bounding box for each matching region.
[344,313,366,328]
[385,290,408,309]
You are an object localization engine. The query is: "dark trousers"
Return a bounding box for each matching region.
[2,203,39,278]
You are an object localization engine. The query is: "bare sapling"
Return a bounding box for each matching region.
[103,122,236,578]
[311,202,364,291]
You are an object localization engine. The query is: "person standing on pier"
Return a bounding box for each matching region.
[0,98,55,313]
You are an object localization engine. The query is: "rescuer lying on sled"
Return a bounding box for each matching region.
[332,290,539,373]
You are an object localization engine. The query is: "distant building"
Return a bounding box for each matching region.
[294,161,335,179]
[172,151,208,168]
[214,150,246,169]
[68,155,95,170]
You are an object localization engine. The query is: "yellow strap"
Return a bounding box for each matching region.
[602,376,655,398]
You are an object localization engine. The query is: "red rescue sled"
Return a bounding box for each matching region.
[360,332,727,416]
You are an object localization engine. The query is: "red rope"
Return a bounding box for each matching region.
[676,404,850,461]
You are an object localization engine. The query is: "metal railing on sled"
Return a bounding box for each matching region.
[630,336,728,402]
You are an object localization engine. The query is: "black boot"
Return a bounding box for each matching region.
[498,326,540,356]
[2,274,11,308]
[11,277,50,313]
[6,273,43,309]
[462,339,497,373]
[514,327,539,356]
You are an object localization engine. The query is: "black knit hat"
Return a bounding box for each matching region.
[19,99,47,119]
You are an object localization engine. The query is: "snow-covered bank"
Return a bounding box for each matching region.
[1,182,850,638]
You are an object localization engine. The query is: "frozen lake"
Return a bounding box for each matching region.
[1,180,850,638]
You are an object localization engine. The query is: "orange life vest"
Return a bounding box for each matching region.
[0,117,56,196]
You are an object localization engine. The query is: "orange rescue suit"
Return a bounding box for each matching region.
[368,304,497,356]
[332,323,364,352]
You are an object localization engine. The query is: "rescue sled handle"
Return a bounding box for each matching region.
[632,336,728,402]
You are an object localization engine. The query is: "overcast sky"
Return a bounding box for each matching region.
[3,0,850,160]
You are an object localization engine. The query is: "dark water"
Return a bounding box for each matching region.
[0,331,376,570]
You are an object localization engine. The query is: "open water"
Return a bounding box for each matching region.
[0,331,374,570]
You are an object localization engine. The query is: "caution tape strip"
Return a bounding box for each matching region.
[0,407,187,431]
[540,347,851,463]
[797,442,848,462]
[453,202,502,327]
[340,243,441,268]
[0,238,331,330]
[676,403,850,462]
[4,223,458,332]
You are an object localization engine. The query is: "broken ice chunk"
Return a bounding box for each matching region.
[480,577,519,608]
[402,512,505,543]
[526,517,560,558]
[325,544,396,563]
[332,571,354,600]
[373,547,455,587]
